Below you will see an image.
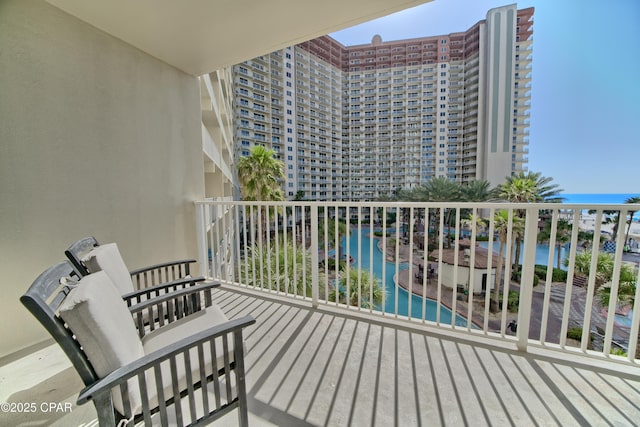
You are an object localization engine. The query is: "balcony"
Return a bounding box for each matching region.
[5,2,640,424]
[198,199,639,358]
[6,212,629,423]
[4,200,624,425]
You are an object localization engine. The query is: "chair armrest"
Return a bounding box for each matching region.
[129,259,197,289]
[127,283,221,335]
[122,276,209,306]
[76,315,256,406]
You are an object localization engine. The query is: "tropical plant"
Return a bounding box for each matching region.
[568,250,615,287]
[498,171,564,203]
[461,213,487,237]
[237,145,285,241]
[460,179,498,202]
[243,240,319,297]
[622,196,640,247]
[491,209,524,312]
[318,217,348,248]
[237,145,285,202]
[592,252,638,360]
[499,290,520,312]
[568,250,637,294]
[538,219,573,270]
[328,267,385,309]
[588,197,640,244]
[497,171,564,274]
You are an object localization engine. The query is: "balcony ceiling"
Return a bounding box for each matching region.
[45,0,433,76]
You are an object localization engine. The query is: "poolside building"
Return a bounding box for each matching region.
[232,5,533,201]
[430,243,501,294]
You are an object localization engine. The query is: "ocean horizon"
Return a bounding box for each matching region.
[559,193,640,204]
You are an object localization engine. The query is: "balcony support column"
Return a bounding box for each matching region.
[310,205,320,308]
[195,202,209,279]
[516,207,538,352]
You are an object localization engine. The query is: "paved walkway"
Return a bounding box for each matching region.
[381,236,629,349]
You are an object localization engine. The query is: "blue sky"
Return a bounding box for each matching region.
[330,0,640,194]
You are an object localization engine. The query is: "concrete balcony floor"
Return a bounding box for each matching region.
[2,284,639,426]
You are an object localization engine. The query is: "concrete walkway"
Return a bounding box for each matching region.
[384,236,630,350]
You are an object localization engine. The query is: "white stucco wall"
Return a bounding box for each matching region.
[439,264,496,294]
[0,0,204,357]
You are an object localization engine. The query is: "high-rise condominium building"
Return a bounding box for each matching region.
[233,4,533,201]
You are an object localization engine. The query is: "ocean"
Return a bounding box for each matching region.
[560,194,640,204]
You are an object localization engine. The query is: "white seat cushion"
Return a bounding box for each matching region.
[58,271,144,414]
[141,305,234,409]
[82,243,135,295]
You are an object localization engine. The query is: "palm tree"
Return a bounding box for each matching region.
[491,210,524,312]
[593,254,638,359]
[318,217,348,264]
[237,145,285,241]
[422,176,462,202]
[460,179,498,202]
[237,145,285,202]
[538,219,572,270]
[329,267,385,309]
[421,177,462,247]
[622,196,640,248]
[461,213,487,236]
[498,172,564,274]
[499,171,564,203]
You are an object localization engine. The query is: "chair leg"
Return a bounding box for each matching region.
[234,331,249,427]
[93,393,117,427]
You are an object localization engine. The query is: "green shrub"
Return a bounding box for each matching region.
[373,231,390,237]
[533,265,568,283]
[534,265,547,280]
[511,271,539,287]
[610,347,627,357]
[323,258,346,271]
[567,327,592,344]
[566,327,582,341]
[475,235,490,241]
[552,268,567,282]
[499,290,520,312]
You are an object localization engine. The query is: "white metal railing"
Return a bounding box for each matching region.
[195,200,640,365]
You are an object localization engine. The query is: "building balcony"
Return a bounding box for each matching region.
[197,199,640,365]
[6,2,640,425]
[10,200,635,424]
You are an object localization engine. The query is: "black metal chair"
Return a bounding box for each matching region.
[66,236,201,291]
[21,261,255,426]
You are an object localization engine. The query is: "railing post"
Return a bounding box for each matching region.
[516,206,538,352]
[195,202,209,279]
[310,204,319,308]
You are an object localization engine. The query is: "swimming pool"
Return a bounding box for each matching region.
[478,241,569,270]
[341,227,469,327]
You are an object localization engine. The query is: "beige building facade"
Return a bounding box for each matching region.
[232,5,533,201]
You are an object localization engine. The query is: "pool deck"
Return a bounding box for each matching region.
[379,235,623,345]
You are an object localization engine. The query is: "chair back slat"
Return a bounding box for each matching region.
[65,236,99,276]
[20,261,99,386]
